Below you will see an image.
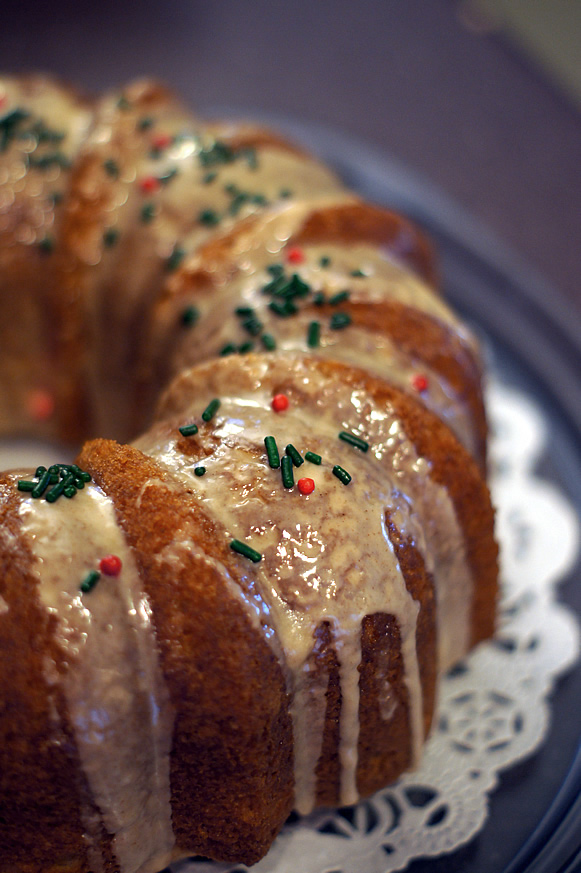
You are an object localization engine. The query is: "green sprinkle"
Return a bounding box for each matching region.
[165,245,185,272]
[0,108,30,151]
[330,312,352,330]
[103,159,119,178]
[31,469,51,498]
[339,431,369,452]
[333,464,352,485]
[269,299,298,318]
[140,202,157,223]
[238,341,254,353]
[199,208,221,227]
[220,342,237,356]
[263,275,288,296]
[137,116,154,131]
[242,147,258,169]
[28,151,71,170]
[329,290,350,305]
[198,140,235,168]
[320,256,331,267]
[202,398,220,422]
[181,305,199,327]
[194,467,206,477]
[350,268,367,277]
[203,171,217,184]
[289,273,310,297]
[281,455,294,489]
[305,451,322,465]
[116,95,131,111]
[29,120,64,145]
[103,228,119,248]
[313,291,326,306]
[230,539,262,563]
[285,444,304,467]
[80,570,101,594]
[38,236,55,254]
[261,333,276,351]
[227,189,248,216]
[19,462,91,500]
[71,465,91,483]
[179,423,198,437]
[264,435,280,469]
[45,473,74,503]
[307,320,320,348]
[17,480,35,492]
[267,263,284,277]
[242,317,263,337]
[157,167,178,185]
[235,306,254,316]
[279,188,292,198]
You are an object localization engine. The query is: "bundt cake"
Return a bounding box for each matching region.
[0,74,499,873]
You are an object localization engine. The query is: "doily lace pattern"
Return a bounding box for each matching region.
[176,381,580,873]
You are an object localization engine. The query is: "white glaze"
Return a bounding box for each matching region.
[137,355,474,811]
[160,202,480,457]
[18,483,174,873]
[0,74,485,861]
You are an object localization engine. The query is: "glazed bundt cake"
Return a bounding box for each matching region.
[0,75,498,873]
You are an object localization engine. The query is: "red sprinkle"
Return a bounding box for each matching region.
[412,374,429,392]
[286,246,305,264]
[271,393,289,412]
[297,477,315,495]
[99,555,122,576]
[139,176,161,194]
[28,390,55,421]
[151,133,173,150]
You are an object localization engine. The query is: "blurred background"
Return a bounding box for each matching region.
[1,0,580,314]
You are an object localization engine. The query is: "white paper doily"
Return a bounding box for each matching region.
[176,380,580,873]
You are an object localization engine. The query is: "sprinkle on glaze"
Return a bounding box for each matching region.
[18,482,175,873]
[163,203,479,456]
[136,355,474,812]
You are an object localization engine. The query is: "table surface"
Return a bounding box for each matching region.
[2,0,580,319]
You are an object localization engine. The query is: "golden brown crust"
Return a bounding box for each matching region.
[312,297,488,471]
[315,514,437,806]
[0,478,118,873]
[309,357,498,644]
[76,439,294,864]
[0,75,498,870]
[0,75,93,444]
[76,432,442,827]
[161,351,497,645]
[291,201,438,287]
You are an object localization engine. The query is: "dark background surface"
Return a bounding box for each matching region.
[1,0,580,317]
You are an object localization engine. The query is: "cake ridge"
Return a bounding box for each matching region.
[0,74,498,873]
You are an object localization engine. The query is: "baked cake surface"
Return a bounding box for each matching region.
[0,74,498,873]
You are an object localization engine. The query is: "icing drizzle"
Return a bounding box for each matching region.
[18,482,175,873]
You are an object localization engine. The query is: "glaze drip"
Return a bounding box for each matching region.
[137,354,473,811]
[18,482,174,873]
